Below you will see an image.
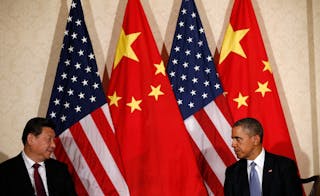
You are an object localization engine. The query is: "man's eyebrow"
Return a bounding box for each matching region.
[232,136,242,139]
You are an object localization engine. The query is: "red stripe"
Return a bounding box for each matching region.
[54,137,88,196]
[69,122,119,195]
[91,108,126,177]
[190,138,224,195]
[214,95,234,125]
[194,109,236,167]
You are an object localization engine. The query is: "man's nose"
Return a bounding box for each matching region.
[231,140,236,148]
[51,139,56,148]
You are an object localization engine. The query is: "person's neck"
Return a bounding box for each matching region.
[23,146,44,163]
[248,146,263,160]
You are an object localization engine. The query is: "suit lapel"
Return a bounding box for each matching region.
[15,154,36,195]
[262,152,274,196]
[45,160,55,196]
[238,159,250,196]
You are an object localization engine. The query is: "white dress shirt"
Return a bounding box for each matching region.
[247,148,265,190]
[22,151,49,196]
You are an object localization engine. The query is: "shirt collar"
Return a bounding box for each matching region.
[22,150,45,169]
[247,148,265,168]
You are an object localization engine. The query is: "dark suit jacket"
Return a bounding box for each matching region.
[224,151,302,196]
[0,153,77,196]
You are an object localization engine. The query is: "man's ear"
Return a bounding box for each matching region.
[253,134,260,145]
[27,133,35,145]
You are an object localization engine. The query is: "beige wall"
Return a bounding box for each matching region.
[0,0,319,193]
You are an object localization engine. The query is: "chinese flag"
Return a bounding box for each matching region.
[218,0,297,161]
[107,0,207,195]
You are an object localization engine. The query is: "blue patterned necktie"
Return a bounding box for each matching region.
[249,162,261,196]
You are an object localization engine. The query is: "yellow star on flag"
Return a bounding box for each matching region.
[262,60,272,73]
[255,81,272,97]
[233,92,249,109]
[108,91,122,107]
[219,24,249,64]
[148,85,164,101]
[154,60,166,76]
[126,96,142,113]
[114,29,141,69]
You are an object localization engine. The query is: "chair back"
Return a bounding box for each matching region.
[300,175,320,196]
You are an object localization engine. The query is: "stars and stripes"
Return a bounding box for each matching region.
[46,0,129,195]
[167,0,236,195]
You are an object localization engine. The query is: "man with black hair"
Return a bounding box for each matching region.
[224,117,302,196]
[0,117,77,196]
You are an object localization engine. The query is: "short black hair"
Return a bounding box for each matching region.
[233,117,264,143]
[22,117,56,145]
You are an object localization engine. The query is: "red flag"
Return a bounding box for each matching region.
[107,0,207,195]
[46,0,129,195]
[218,0,297,161]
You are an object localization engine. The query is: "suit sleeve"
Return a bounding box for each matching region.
[0,164,8,196]
[224,166,233,196]
[47,159,78,196]
[281,159,303,196]
[61,164,78,196]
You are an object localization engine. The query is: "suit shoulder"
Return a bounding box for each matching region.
[0,158,12,167]
[0,155,23,180]
[0,158,10,171]
[267,152,295,164]
[266,152,297,171]
[0,154,21,169]
[226,159,246,172]
[45,158,68,168]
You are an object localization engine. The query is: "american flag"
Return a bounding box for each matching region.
[166,0,236,195]
[46,0,129,195]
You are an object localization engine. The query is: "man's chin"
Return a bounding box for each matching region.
[235,153,243,159]
[45,153,53,159]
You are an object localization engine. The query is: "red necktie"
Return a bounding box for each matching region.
[33,163,47,196]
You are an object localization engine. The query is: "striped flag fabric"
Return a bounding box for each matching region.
[218,0,298,162]
[106,0,207,195]
[166,0,236,195]
[46,0,129,195]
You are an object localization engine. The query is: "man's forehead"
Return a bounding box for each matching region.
[232,126,250,136]
[41,127,55,135]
